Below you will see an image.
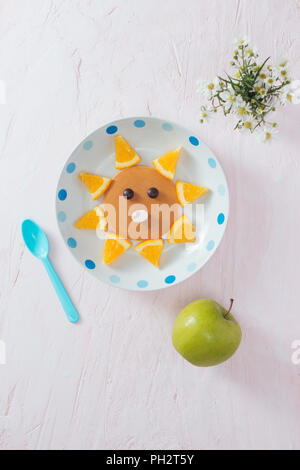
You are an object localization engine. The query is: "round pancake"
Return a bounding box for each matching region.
[103,166,181,241]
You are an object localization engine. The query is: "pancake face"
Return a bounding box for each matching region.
[103,166,181,241]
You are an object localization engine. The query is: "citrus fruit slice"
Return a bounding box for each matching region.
[152,146,182,180]
[168,215,196,244]
[134,239,164,268]
[79,172,112,200]
[75,205,107,231]
[176,181,209,206]
[115,136,141,169]
[103,233,132,265]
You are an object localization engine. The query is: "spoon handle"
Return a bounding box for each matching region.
[42,257,79,324]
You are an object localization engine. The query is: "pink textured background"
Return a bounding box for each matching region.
[0,0,300,450]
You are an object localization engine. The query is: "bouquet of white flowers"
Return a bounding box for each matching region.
[197,37,300,142]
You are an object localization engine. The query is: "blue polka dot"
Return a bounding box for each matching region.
[85,260,96,270]
[187,263,197,272]
[162,123,173,132]
[110,275,120,284]
[189,136,199,146]
[66,162,76,174]
[206,240,215,251]
[58,189,67,201]
[218,184,225,196]
[106,125,118,135]
[58,211,66,222]
[165,275,176,284]
[83,141,93,150]
[217,213,225,225]
[134,119,146,128]
[208,158,217,168]
[67,238,77,248]
[137,280,148,288]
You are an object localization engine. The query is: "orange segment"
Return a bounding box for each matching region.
[75,205,107,231]
[134,239,164,268]
[168,215,196,244]
[152,147,182,180]
[103,232,132,265]
[115,136,141,169]
[176,181,209,206]
[79,172,112,200]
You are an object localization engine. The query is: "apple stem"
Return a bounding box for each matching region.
[225,298,234,319]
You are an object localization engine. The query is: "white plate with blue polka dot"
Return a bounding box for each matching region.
[56,117,229,291]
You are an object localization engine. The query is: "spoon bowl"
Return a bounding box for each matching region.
[22,219,49,259]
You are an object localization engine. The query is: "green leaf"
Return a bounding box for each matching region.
[254,57,270,82]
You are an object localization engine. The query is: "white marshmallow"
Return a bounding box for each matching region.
[131,210,148,224]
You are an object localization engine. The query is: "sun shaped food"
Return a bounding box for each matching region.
[75,136,209,268]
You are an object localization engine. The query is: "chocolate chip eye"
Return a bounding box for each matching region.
[148,187,159,199]
[123,188,134,200]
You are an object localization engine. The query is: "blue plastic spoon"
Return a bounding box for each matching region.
[21,219,79,324]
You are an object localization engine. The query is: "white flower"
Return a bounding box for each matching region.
[245,45,258,57]
[279,68,289,81]
[280,81,300,105]
[240,116,257,133]
[254,82,264,93]
[264,76,275,88]
[290,80,300,104]
[234,97,251,117]
[196,79,207,93]
[272,65,289,81]
[258,71,268,81]
[280,87,294,105]
[257,127,278,143]
[233,70,242,79]
[233,36,250,47]
[259,88,268,98]
[220,88,238,111]
[199,108,214,123]
[196,78,220,98]
[278,58,289,68]
[204,78,220,97]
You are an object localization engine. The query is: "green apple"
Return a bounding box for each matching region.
[172,299,242,367]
